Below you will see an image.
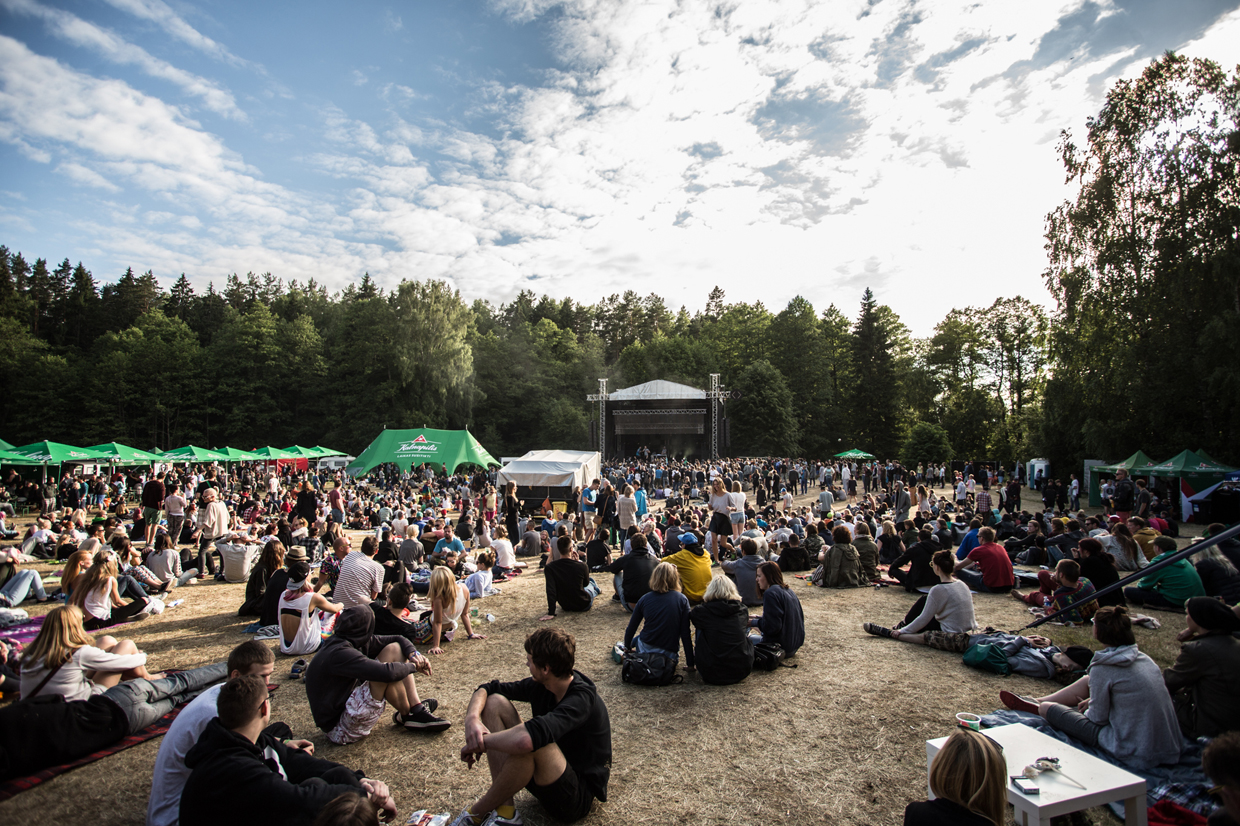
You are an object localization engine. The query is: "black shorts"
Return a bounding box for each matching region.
[526,763,595,823]
[708,512,732,536]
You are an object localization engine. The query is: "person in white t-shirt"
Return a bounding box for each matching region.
[145,641,316,826]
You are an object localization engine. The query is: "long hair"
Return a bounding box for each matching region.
[68,551,118,611]
[928,730,1006,826]
[756,561,785,595]
[1110,523,1141,561]
[648,562,681,594]
[1195,544,1239,577]
[429,566,458,610]
[21,605,95,669]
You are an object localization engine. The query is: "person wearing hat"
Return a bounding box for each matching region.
[277,560,343,656]
[1163,597,1240,738]
[662,532,712,604]
[1124,536,1206,610]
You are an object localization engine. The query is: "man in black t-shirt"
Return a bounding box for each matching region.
[452,628,611,826]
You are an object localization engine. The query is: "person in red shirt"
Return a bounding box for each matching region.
[954,527,1014,593]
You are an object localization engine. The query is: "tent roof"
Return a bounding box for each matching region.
[0,447,43,466]
[86,442,162,463]
[1133,449,1238,476]
[499,450,600,491]
[159,445,230,462]
[1094,450,1156,473]
[348,428,498,476]
[0,438,13,451]
[608,380,705,401]
[11,441,102,463]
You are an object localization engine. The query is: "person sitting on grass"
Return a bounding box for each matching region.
[623,562,694,673]
[1162,597,1240,739]
[239,539,285,617]
[998,606,1182,770]
[0,546,49,608]
[429,566,487,653]
[181,675,398,826]
[369,582,429,645]
[1074,537,1125,607]
[19,604,162,701]
[452,628,611,826]
[689,575,753,686]
[603,531,657,612]
[851,522,880,581]
[887,527,940,592]
[864,550,976,647]
[747,562,805,657]
[304,606,448,742]
[465,551,500,599]
[953,527,1015,594]
[278,560,344,657]
[662,532,713,604]
[69,550,152,629]
[776,533,812,573]
[1123,535,1205,610]
[146,532,197,592]
[541,537,596,622]
[1011,558,1098,624]
[820,525,862,587]
[148,641,300,826]
[1203,732,1240,826]
[904,729,1005,826]
[721,537,764,607]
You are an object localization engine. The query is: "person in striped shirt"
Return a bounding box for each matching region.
[334,536,384,610]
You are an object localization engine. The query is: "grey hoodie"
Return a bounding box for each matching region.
[1086,644,1182,768]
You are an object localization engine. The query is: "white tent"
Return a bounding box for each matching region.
[497,449,601,491]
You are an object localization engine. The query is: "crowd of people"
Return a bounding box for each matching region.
[0,453,1238,826]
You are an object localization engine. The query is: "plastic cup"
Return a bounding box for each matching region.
[956,712,982,731]
[470,607,479,618]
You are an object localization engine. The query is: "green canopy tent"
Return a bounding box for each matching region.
[217,447,261,461]
[311,446,347,457]
[1129,450,1240,522]
[0,448,43,466]
[348,428,498,476]
[834,449,875,459]
[11,440,104,483]
[86,442,163,464]
[280,446,320,458]
[1088,450,1155,507]
[249,446,296,460]
[0,438,14,451]
[159,445,230,463]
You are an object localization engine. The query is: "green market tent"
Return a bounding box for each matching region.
[159,445,230,462]
[0,448,43,466]
[1132,450,1238,481]
[11,441,102,464]
[1093,450,1155,474]
[0,438,13,450]
[835,449,875,459]
[311,446,347,457]
[348,428,498,476]
[86,442,162,464]
[280,446,321,458]
[217,447,261,461]
[249,446,296,460]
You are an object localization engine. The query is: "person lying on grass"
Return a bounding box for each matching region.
[304,605,449,743]
[451,628,611,826]
[181,675,397,826]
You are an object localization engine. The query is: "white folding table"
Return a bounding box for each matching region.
[927,723,1147,826]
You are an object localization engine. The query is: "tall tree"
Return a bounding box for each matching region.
[849,289,904,458]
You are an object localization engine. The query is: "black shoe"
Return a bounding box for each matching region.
[401,703,451,732]
[862,622,893,638]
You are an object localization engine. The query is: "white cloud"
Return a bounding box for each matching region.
[97,0,252,69]
[0,0,245,119]
[383,8,403,32]
[55,161,120,191]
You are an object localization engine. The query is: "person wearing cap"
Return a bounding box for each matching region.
[663,532,713,604]
[1163,597,1240,738]
[277,560,344,656]
[1124,536,1206,610]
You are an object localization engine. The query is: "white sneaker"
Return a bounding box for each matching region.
[447,809,482,826]
[484,810,523,826]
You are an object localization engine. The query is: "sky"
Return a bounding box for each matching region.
[1,0,1239,335]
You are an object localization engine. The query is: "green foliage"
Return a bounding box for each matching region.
[849,289,906,458]
[901,422,954,467]
[728,359,799,456]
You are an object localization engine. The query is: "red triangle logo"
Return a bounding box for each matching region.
[412,435,427,443]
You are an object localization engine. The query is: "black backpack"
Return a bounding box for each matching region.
[753,642,797,671]
[621,649,681,686]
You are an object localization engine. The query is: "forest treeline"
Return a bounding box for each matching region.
[0,54,1235,475]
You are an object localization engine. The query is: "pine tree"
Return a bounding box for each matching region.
[47,258,73,343]
[850,288,903,458]
[65,263,99,348]
[166,274,195,320]
[27,257,51,338]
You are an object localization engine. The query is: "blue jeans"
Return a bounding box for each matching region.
[957,567,1009,594]
[102,662,227,732]
[634,635,677,662]
[0,569,46,606]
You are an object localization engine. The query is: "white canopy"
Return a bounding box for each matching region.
[608,379,705,401]
[497,449,601,490]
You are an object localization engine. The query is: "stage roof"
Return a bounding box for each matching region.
[608,380,706,401]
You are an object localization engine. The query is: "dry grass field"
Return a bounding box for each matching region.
[0,494,1199,826]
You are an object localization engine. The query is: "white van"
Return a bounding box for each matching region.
[318,456,355,471]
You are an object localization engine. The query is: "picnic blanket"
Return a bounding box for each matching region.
[0,615,44,647]
[981,709,1217,820]
[0,705,181,801]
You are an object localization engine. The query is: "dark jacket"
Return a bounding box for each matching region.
[295,490,317,523]
[0,694,126,781]
[238,560,275,617]
[604,549,657,605]
[777,544,812,573]
[181,718,364,826]
[758,585,805,657]
[689,599,753,685]
[1078,554,1125,606]
[889,540,939,591]
[544,557,592,615]
[903,798,993,826]
[303,607,418,732]
[260,568,291,628]
[1195,558,1240,604]
[1163,632,1240,738]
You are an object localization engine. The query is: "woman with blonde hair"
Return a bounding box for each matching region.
[69,551,152,628]
[426,566,484,655]
[689,575,752,684]
[728,480,747,541]
[623,561,694,671]
[877,519,905,565]
[706,477,732,563]
[19,605,160,700]
[904,729,1005,825]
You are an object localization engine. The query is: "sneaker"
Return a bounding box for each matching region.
[484,810,524,826]
[393,698,438,726]
[129,611,151,622]
[999,690,1039,714]
[862,622,893,638]
[401,702,450,732]
[448,809,484,826]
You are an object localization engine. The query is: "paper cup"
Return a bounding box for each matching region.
[956,712,982,731]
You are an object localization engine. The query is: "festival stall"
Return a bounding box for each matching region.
[1129,450,1239,522]
[497,449,601,510]
[347,428,498,476]
[1087,450,1154,508]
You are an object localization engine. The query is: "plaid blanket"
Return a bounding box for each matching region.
[0,704,181,801]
